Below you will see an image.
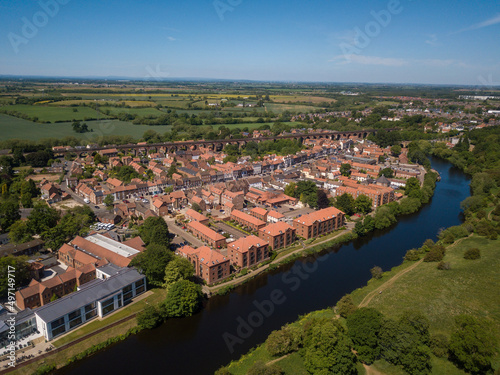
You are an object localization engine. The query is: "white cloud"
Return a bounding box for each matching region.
[451,13,500,34]
[425,34,439,46]
[167,36,176,42]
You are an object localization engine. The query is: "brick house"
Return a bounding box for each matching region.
[258,222,296,250]
[177,245,230,285]
[292,207,345,240]
[185,209,210,225]
[230,210,267,232]
[249,207,268,222]
[227,235,269,268]
[187,221,226,249]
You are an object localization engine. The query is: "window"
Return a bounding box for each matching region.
[101,297,115,316]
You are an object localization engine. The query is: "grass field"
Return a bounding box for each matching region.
[0,114,172,141]
[223,235,500,375]
[49,99,157,107]
[1,104,110,122]
[99,105,164,117]
[265,103,316,113]
[270,95,337,104]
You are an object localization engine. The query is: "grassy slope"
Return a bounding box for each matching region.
[224,236,500,375]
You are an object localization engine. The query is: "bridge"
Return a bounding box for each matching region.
[57,128,397,155]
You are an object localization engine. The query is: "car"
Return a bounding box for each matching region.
[289,208,294,211]
[123,200,129,203]
[94,206,99,209]
[142,199,149,203]
[181,226,186,229]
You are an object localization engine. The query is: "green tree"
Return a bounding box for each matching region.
[246,361,283,375]
[284,182,296,198]
[379,168,394,178]
[139,216,170,247]
[163,257,194,289]
[167,164,178,178]
[379,311,432,375]
[265,325,302,357]
[303,319,357,375]
[0,256,31,297]
[391,144,402,156]
[130,243,173,286]
[347,308,383,364]
[8,220,32,244]
[334,193,355,216]
[162,280,202,318]
[104,194,114,208]
[370,266,383,279]
[354,194,372,214]
[336,295,357,318]
[0,199,20,233]
[449,315,496,374]
[405,177,421,196]
[373,206,396,230]
[340,163,352,177]
[191,203,202,213]
[137,305,163,329]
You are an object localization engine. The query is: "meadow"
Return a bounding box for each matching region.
[1,104,110,122]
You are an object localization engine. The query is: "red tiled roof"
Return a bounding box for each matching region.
[293,207,344,226]
[228,235,268,254]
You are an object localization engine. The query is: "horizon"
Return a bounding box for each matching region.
[1,0,499,86]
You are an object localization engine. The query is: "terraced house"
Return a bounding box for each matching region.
[227,235,269,268]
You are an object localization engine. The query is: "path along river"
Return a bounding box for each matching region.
[57,157,470,375]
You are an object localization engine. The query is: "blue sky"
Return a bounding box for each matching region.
[0,0,499,85]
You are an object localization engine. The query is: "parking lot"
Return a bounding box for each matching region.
[212,221,246,240]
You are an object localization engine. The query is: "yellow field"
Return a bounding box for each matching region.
[270,95,337,103]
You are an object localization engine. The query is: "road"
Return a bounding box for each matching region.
[164,217,205,248]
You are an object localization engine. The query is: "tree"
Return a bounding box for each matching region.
[163,257,194,289]
[104,194,114,208]
[379,311,432,375]
[379,168,394,178]
[354,194,372,214]
[191,203,202,213]
[266,325,302,357]
[336,295,357,318]
[167,164,177,178]
[284,182,296,198]
[370,266,383,279]
[347,308,383,364]
[139,216,170,247]
[334,193,355,216]
[8,220,32,244]
[391,144,402,156]
[0,256,31,297]
[303,319,357,375]
[340,163,351,177]
[130,244,173,286]
[162,280,202,318]
[137,305,163,329]
[0,199,20,233]
[373,206,396,230]
[449,315,495,374]
[405,177,421,196]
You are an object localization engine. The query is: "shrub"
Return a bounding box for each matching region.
[464,248,481,260]
[405,249,421,261]
[370,266,383,279]
[437,261,451,270]
[136,305,163,329]
[430,333,449,358]
[424,245,445,262]
[32,364,57,375]
[247,361,283,375]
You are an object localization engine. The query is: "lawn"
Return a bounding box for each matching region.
[0,114,172,141]
[1,104,109,122]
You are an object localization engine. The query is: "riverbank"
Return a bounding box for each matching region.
[221,234,500,374]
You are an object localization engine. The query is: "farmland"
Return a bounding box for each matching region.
[0,104,110,122]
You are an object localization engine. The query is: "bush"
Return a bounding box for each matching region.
[32,364,57,375]
[437,261,451,270]
[423,245,445,262]
[464,248,481,260]
[430,333,449,358]
[136,305,163,329]
[370,266,383,279]
[405,249,421,261]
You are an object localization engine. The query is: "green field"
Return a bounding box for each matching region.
[223,235,500,375]
[99,106,164,117]
[0,114,172,141]
[1,104,109,122]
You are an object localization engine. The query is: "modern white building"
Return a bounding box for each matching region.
[34,267,146,341]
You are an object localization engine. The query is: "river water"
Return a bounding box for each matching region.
[57,157,470,375]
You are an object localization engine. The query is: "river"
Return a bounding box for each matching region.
[57,157,470,375]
